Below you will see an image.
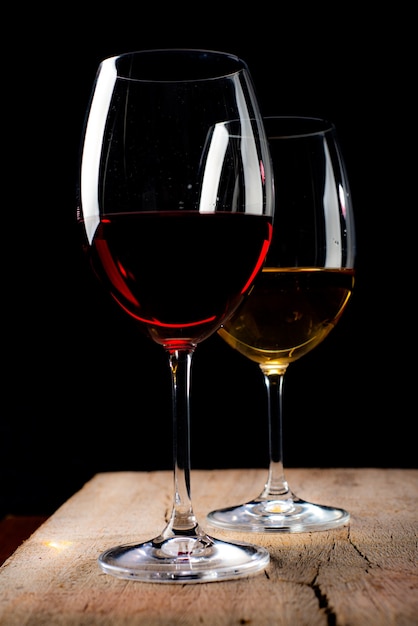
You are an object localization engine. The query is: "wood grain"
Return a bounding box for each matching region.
[0,468,417,625]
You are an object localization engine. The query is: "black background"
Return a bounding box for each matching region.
[3,8,414,517]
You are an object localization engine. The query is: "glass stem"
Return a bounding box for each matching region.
[163,347,200,537]
[259,368,292,499]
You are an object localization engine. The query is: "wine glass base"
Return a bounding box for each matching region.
[98,533,270,583]
[207,495,350,533]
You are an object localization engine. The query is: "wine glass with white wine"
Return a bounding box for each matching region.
[77,49,274,581]
[207,116,356,532]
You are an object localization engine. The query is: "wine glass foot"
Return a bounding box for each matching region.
[207,494,350,533]
[98,532,270,583]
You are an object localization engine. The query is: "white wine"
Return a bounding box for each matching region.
[208,117,355,533]
[219,267,354,370]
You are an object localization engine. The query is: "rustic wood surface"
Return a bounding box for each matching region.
[0,468,417,625]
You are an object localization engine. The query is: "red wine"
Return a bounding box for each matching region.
[83,211,272,347]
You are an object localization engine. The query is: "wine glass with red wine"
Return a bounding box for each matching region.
[207,116,356,532]
[77,49,273,582]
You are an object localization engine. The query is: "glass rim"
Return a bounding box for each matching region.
[100,48,250,83]
[263,115,336,138]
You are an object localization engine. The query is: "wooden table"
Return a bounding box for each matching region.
[0,469,417,625]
